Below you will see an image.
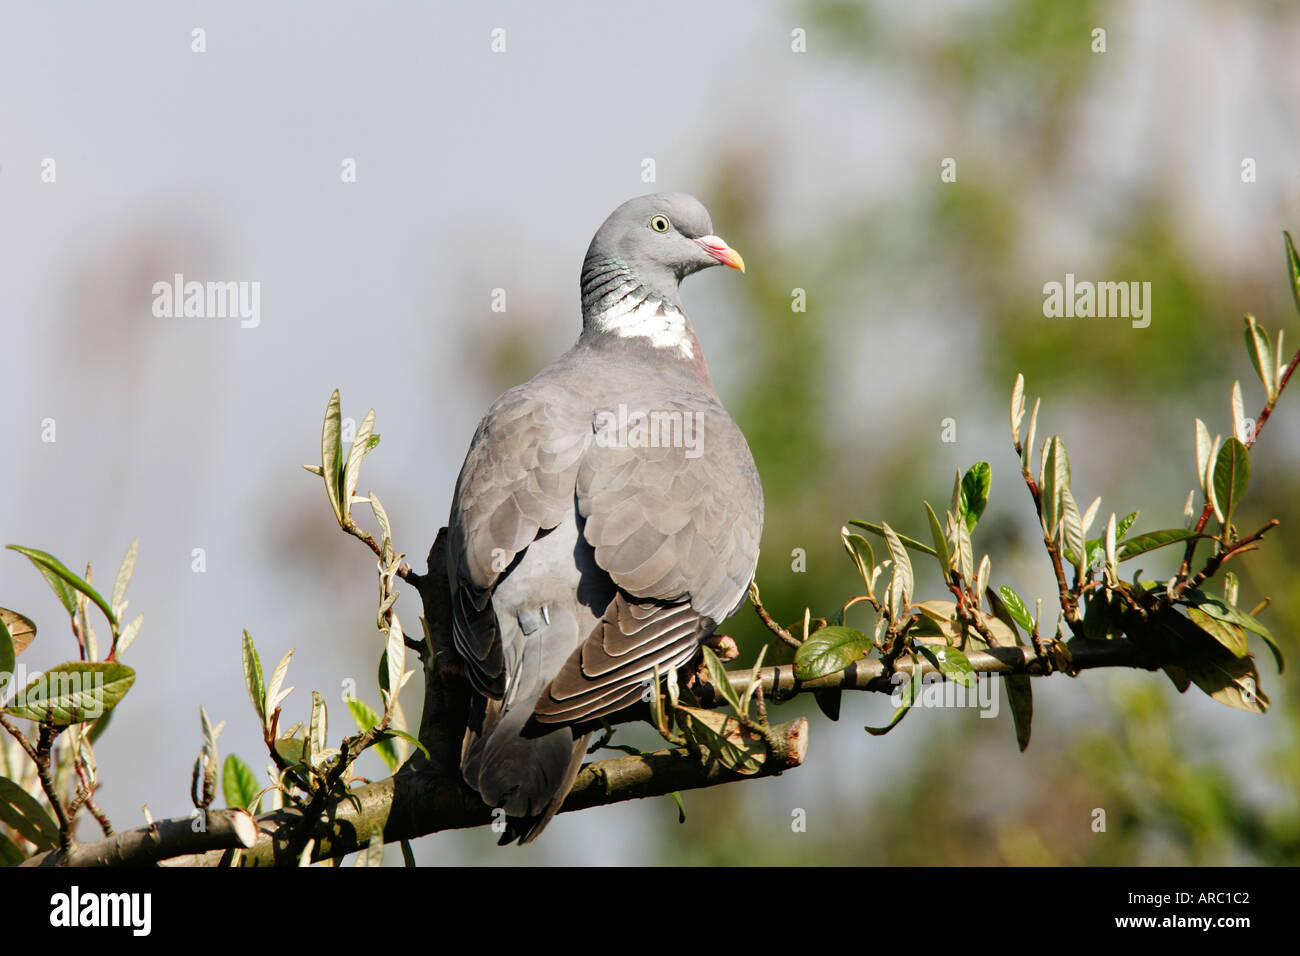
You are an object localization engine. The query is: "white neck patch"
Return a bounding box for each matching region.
[596,282,693,359]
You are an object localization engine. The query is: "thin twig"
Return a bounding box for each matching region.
[749,582,801,649]
[36,725,73,852]
[85,797,114,838]
[0,714,39,763]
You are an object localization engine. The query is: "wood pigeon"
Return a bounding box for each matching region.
[447,193,764,844]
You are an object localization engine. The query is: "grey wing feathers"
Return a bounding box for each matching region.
[447,388,589,697]
[533,596,707,723]
[534,400,763,724]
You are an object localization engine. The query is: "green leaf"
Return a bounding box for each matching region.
[274,735,308,769]
[959,462,991,532]
[1285,230,1300,318]
[1115,528,1200,561]
[346,696,397,771]
[111,538,138,617]
[321,389,344,526]
[222,753,259,810]
[1079,496,1101,538]
[400,838,416,867]
[115,614,143,657]
[881,522,913,616]
[369,493,394,552]
[1010,374,1026,446]
[647,664,666,738]
[1060,488,1086,577]
[676,706,766,775]
[241,630,267,730]
[793,626,873,681]
[1212,438,1250,527]
[840,529,875,591]
[343,408,377,516]
[0,831,25,865]
[984,588,1025,646]
[308,691,328,764]
[998,586,1034,632]
[698,646,740,715]
[738,644,768,715]
[1041,436,1070,536]
[200,705,222,772]
[5,662,135,726]
[264,648,295,720]
[866,658,921,736]
[847,521,936,558]
[1244,314,1277,403]
[1083,510,1137,570]
[1186,653,1268,714]
[1163,664,1191,693]
[947,510,973,581]
[1222,570,1239,607]
[1187,607,1249,658]
[812,687,842,722]
[1231,381,1249,444]
[922,502,950,577]
[1082,589,1123,642]
[1204,433,1223,522]
[383,617,405,710]
[912,600,1016,649]
[1005,675,1033,752]
[1183,590,1283,673]
[1021,397,1040,478]
[0,618,13,698]
[6,545,116,628]
[0,776,60,850]
[0,608,35,656]
[371,727,428,760]
[669,791,687,823]
[915,642,976,688]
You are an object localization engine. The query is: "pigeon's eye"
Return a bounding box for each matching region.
[649,215,671,233]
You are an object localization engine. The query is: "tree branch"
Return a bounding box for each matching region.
[12,520,1254,867]
[22,719,808,867]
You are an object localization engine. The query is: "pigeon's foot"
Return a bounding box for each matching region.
[702,633,739,660]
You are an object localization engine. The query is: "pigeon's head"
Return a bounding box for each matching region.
[583,193,744,307]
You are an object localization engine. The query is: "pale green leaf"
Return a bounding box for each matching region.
[5,662,135,726]
[111,538,138,618]
[0,775,60,850]
[700,645,742,714]
[321,389,344,525]
[241,630,266,729]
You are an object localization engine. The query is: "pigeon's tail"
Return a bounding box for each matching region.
[461,703,590,845]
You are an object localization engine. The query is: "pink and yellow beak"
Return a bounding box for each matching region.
[695,235,745,273]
